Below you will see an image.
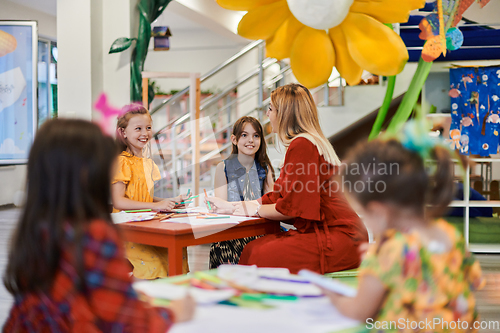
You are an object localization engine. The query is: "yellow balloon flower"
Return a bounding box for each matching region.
[217,0,426,88]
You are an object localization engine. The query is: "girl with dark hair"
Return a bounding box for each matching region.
[3,119,194,331]
[323,132,485,331]
[112,104,189,279]
[207,84,368,274]
[209,116,274,268]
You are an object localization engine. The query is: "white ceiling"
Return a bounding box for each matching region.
[152,7,205,31]
[7,0,209,31]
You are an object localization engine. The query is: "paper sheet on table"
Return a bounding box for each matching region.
[165,206,263,239]
[165,214,259,225]
[133,281,235,305]
[170,297,360,333]
[111,211,157,224]
[217,265,322,297]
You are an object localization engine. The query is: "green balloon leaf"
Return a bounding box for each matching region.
[109,37,136,54]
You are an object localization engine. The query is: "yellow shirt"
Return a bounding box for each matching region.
[112,151,161,209]
[111,151,188,278]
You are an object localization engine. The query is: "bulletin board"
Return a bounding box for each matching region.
[449,66,500,156]
[0,21,38,165]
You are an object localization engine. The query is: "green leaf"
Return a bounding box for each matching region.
[109,37,136,54]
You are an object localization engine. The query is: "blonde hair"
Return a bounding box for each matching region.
[115,104,152,154]
[270,83,341,166]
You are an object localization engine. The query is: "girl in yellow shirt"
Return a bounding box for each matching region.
[111,104,189,279]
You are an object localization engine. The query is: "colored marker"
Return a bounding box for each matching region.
[194,271,223,285]
[204,189,212,210]
[240,293,298,301]
[124,209,152,213]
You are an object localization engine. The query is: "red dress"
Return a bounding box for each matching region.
[239,137,368,274]
[4,220,174,332]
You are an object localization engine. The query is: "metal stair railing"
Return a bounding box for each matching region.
[150,39,265,116]
[151,40,344,197]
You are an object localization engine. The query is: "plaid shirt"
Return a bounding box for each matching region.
[4,220,174,332]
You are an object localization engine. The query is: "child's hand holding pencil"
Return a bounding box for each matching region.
[204,195,238,215]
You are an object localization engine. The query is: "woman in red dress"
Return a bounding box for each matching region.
[208,83,368,274]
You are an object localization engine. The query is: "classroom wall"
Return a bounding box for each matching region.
[0,1,57,206]
[0,1,57,40]
[144,29,244,94]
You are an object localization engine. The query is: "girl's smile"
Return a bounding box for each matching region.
[232,123,261,156]
[123,114,152,156]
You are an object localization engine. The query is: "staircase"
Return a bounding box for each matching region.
[147,40,418,198]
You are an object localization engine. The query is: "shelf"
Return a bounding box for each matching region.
[469,244,500,253]
[450,200,500,208]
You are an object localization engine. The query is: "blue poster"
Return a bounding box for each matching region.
[0,22,37,164]
[450,66,500,156]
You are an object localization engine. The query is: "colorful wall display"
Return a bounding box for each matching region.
[0,21,38,165]
[449,66,500,156]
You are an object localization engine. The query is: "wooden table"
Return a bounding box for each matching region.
[119,218,281,276]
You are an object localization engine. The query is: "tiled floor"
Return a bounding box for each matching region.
[0,206,499,331]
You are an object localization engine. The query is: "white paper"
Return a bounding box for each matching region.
[133,281,235,305]
[217,265,322,297]
[0,67,26,112]
[111,211,157,224]
[170,297,360,333]
[165,214,259,225]
[298,269,357,297]
[134,281,188,300]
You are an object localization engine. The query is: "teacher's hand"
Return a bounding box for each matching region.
[205,197,237,214]
[233,201,259,217]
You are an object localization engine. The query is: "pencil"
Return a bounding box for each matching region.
[204,189,212,210]
[159,213,175,221]
[186,189,191,197]
[124,209,152,213]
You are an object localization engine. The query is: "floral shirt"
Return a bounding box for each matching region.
[3,220,174,332]
[360,219,485,333]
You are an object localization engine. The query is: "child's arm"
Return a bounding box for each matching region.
[111,182,176,211]
[263,168,275,194]
[233,201,294,220]
[83,221,193,329]
[214,162,228,200]
[323,274,387,322]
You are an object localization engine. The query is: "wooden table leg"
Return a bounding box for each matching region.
[168,244,184,276]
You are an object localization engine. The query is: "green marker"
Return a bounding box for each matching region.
[124,209,152,213]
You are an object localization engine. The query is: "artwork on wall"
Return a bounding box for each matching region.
[0,21,38,165]
[449,66,500,156]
